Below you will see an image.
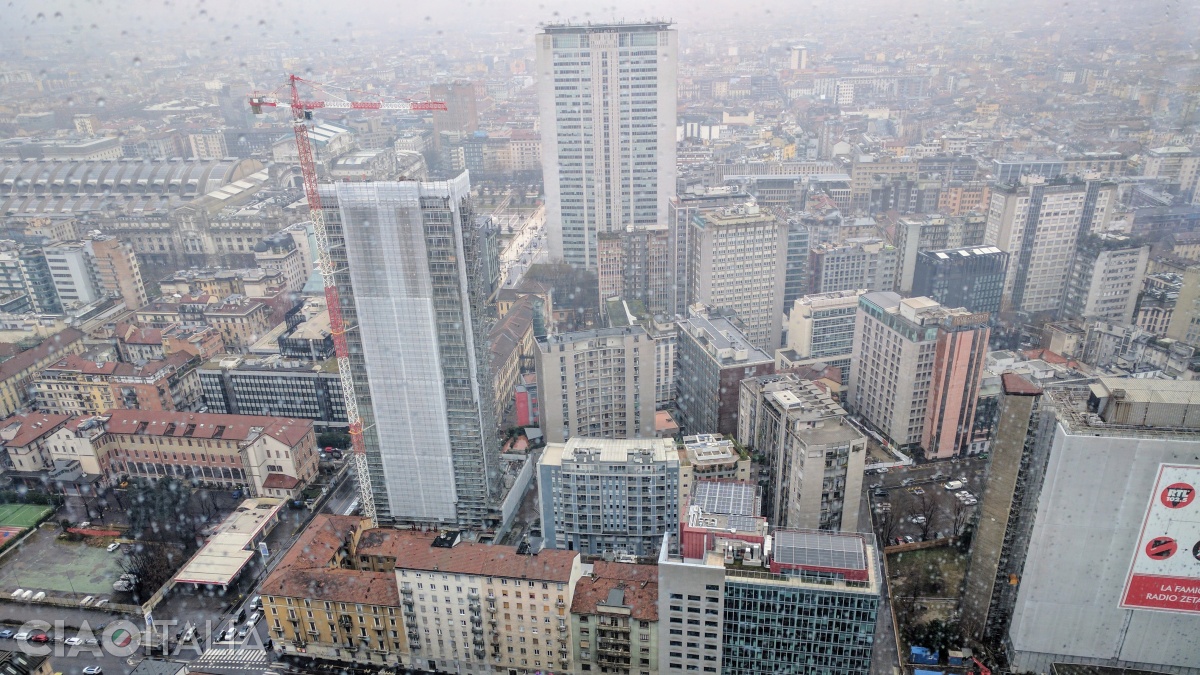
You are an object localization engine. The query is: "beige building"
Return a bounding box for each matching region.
[188,130,229,160]
[0,328,87,418]
[784,289,864,372]
[86,234,148,310]
[570,561,659,675]
[1142,146,1200,204]
[677,434,751,501]
[0,413,70,473]
[688,202,787,351]
[359,528,583,674]
[1166,264,1200,346]
[204,296,273,350]
[535,327,656,443]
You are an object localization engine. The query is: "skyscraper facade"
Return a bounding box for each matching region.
[537,22,678,268]
[320,175,500,526]
[911,246,1008,317]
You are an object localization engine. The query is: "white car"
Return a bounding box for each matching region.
[83,667,103,675]
[13,631,29,641]
[64,637,84,646]
[106,542,121,553]
[911,515,927,524]
[944,480,964,491]
[246,611,260,626]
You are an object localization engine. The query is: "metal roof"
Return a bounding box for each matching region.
[772,529,867,572]
[694,480,758,517]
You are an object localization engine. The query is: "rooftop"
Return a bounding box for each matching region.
[355,529,578,582]
[678,312,772,366]
[174,498,284,586]
[102,409,312,447]
[260,514,399,606]
[0,412,70,448]
[542,437,677,467]
[570,561,658,621]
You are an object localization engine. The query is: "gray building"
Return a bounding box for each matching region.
[972,378,1200,673]
[537,22,678,268]
[808,238,897,295]
[320,174,502,527]
[911,246,1008,317]
[737,373,865,531]
[534,326,656,443]
[667,188,751,317]
[676,309,775,436]
[1062,236,1150,325]
[538,437,680,557]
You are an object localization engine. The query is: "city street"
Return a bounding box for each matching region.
[867,456,989,544]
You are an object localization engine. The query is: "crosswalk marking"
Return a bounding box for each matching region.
[195,646,269,665]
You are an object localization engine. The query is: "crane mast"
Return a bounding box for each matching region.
[251,75,447,528]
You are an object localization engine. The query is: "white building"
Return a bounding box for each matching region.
[783,289,865,371]
[536,22,678,268]
[538,437,680,557]
[1063,238,1150,325]
[985,177,1116,315]
[42,242,99,309]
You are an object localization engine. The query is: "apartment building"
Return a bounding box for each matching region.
[985,177,1116,315]
[675,310,774,436]
[737,373,864,531]
[1062,237,1150,325]
[262,515,406,666]
[1165,264,1200,346]
[538,437,680,557]
[657,528,880,675]
[783,290,865,372]
[570,561,659,675]
[42,241,99,309]
[86,235,147,310]
[597,226,671,316]
[667,188,751,316]
[1141,146,1200,204]
[0,328,86,418]
[688,202,787,351]
[363,529,583,674]
[203,296,274,350]
[850,293,990,458]
[535,327,655,443]
[34,352,201,416]
[0,413,70,474]
[678,435,751,499]
[808,238,897,296]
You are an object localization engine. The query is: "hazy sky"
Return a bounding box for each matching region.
[0,0,1195,60]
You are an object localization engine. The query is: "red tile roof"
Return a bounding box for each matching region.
[355,529,578,582]
[0,413,71,448]
[570,561,658,621]
[102,409,312,447]
[0,328,85,381]
[262,473,300,490]
[43,354,119,375]
[260,514,399,606]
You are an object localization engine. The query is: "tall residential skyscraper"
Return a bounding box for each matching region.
[320,174,500,527]
[1061,236,1150,325]
[537,22,678,268]
[668,187,750,316]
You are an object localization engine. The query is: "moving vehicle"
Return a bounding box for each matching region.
[246,611,260,626]
[236,626,250,640]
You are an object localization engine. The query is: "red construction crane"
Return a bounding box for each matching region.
[250,75,446,527]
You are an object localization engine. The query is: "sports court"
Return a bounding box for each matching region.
[0,503,51,529]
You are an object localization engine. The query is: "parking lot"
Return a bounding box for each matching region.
[866,456,989,545]
[0,527,126,598]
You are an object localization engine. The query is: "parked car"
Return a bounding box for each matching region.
[236,626,250,640]
[106,542,121,553]
[912,515,927,524]
[250,595,262,610]
[65,637,83,646]
[13,631,29,641]
[911,487,926,496]
[28,633,49,644]
[0,629,12,638]
[83,667,103,675]
[964,497,978,506]
[246,611,260,626]
[904,535,915,544]
[944,480,964,491]
[900,478,915,486]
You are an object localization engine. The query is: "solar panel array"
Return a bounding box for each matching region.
[773,530,866,571]
[694,481,758,516]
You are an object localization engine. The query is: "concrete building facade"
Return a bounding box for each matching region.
[783,289,864,372]
[537,22,677,268]
[534,326,656,443]
[675,310,774,436]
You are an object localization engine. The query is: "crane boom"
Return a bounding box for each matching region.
[251,74,446,528]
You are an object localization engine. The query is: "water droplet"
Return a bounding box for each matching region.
[96,97,106,107]
[132,56,142,67]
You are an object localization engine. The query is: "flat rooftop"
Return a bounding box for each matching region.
[541,437,677,466]
[173,497,283,587]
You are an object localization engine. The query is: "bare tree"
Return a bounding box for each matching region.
[914,493,939,540]
[951,497,970,537]
[876,507,899,544]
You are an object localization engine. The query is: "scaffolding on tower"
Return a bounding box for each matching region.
[250,75,447,527]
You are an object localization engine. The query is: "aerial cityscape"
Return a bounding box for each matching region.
[0,0,1197,674]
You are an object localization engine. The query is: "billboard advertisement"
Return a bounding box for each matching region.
[1120,463,1200,614]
